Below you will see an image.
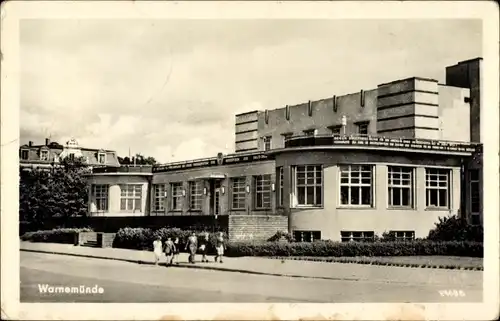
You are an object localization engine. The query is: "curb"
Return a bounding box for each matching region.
[20,248,364,282]
[270,257,484,271]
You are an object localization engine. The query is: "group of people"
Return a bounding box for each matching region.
[152,232,225,266]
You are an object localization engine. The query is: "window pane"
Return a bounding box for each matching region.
[298,187,306,205]
[429,190,438,207]
[438,189,447,207]
[315,186,322,205]
[392,188,401,206]
[340,186,349,205]
[361,186,371,205]
[401,188,410,206]
[351,186,360,205]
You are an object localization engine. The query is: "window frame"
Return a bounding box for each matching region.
[20,149,29,160]
[293,230,321,242]
[98,152,106,164]
[356,122,369,135]
[291,165,323,208]
[469,169,481,225]
[170,182,184,211]
[388,230,415,242]
[92,184,109,212]
[153,184,166,212]
[277,167,284,207]
[230,177,247,210]
[339,164,374,208]
[328,125,342,136]
[281,133,293,147]
[119,184,143,212]
[425,168,451,210]
[253,174,272,210]
[263,136,272,151]
[40,149,49,161]
[189,180,204,211]
[387,166,415,209]
[340,231,375,243]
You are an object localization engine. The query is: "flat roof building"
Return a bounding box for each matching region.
[86,57,483,242]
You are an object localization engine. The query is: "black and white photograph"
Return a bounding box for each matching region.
[1,1,499,320]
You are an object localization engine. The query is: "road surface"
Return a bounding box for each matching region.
[20,252,482,303]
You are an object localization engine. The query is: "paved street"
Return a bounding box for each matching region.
[21,252,482,303]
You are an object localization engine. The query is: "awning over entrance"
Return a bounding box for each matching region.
[195,173,226,180]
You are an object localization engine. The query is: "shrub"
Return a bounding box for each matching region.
[427,215,483,242]
[112,227,228,253]
[21,227,94,244]
[267,230,294,242]
[224,239,483,258]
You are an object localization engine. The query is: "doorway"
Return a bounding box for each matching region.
[209,180,221,216]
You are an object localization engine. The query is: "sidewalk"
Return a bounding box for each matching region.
[20,241,482,286]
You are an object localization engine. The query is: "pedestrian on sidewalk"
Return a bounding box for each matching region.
[199,231,210,263]
[214,232,225,263]
[185,232,198,264]
[153,236,163,266]
[163,237,175,266]
[173,237,180,264]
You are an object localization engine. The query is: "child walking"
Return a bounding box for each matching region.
[214,232,225,263]
[153,236,163,265]
[163,237,176,266]
[199,232,210,263]
[173,237,180,264]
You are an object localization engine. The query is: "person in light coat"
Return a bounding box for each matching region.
[153,236,163,265]
[214,232,225,263]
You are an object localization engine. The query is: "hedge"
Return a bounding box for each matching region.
[21,227,93,244]
[112,227,228,254]
[224,240,483,258]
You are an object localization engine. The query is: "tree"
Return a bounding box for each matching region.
[118,153,157,165]
[19,155,89,229]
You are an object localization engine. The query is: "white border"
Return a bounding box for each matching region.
[1,1,499,320]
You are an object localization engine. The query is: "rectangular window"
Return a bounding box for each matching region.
[119,184,142,211]
[277,167,284,207]
[231,177,246,210]
[92,184,109,211]
[282,133,293,147]
[425,168,450,209]
[98,153,106,164]
[20,149,29,160]
[293,230,321,242]
[388,231,415,242]
[469,170,481,225]
[292,165,322,207]
[340,165,373,206]
[189,181,203,210]
[329,126,341,135]
[388,166,414,208]
[341,231,374,242]
[357,122,369,135]
[254,174,272,209]
[263,136,272,151]
[153,184,166,212]
[303,129,316,137]
[40,150,49,161]
[171,182,184,211]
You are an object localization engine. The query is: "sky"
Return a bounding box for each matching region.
[20,19,482,163]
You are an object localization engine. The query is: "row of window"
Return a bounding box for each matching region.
[262,122,369,151]
[277,165,452,210]
[92,184,142,212]
[20,149,107,163]
[153,175,274,212]
[293,230,416,242]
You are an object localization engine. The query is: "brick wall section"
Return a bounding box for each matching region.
[77,232,116,248]
[101,233,116,248]
[228,215,288,241]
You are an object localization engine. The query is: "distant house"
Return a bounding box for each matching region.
[19,138,120,171]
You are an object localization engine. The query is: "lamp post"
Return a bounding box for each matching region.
[341,115,347,136]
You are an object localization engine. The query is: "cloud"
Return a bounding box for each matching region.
[20,19,482,163]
